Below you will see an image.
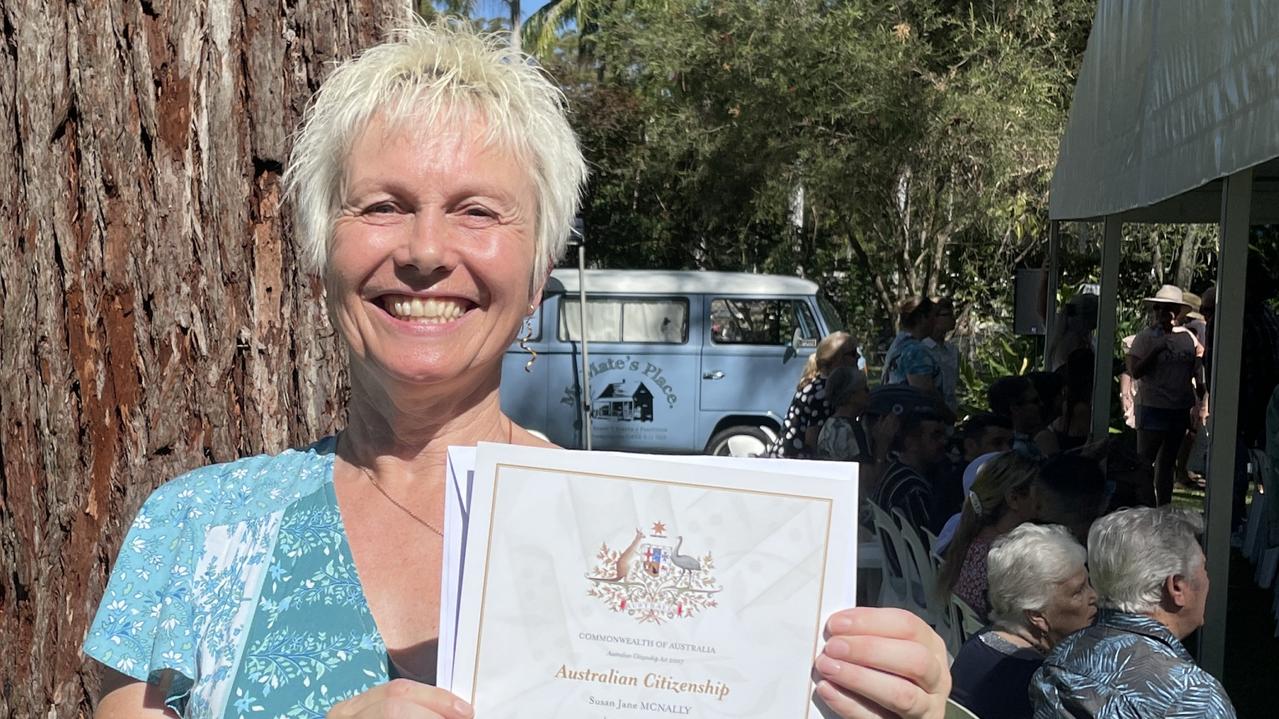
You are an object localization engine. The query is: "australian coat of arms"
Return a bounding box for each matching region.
[585,521,722,624]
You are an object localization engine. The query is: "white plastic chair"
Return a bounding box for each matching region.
[922,526,941,558]
[856,539,886,607]
[938,597,965,658]
[894,508,948,628]
[945,699,981,719]
[868,502,910,609]
[950,594,984,643]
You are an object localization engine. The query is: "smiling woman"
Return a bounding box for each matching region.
[83,21,585,719]
[81,19,953,719]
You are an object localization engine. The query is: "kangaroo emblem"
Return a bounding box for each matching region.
[588,528,644,582]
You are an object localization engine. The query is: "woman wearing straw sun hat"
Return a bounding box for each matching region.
[1126,284,1206,505]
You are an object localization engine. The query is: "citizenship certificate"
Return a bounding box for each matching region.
[447,444,859,718]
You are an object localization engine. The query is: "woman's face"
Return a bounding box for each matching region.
[326,114,540,390]
[1149,303,1177,331]
[830,340,860,371]
[846,384,871,417]
[1040,566,1097,646]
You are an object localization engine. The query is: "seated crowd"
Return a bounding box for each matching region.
[764,295,1236,718]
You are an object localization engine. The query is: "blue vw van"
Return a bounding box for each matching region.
[500,270,845,455]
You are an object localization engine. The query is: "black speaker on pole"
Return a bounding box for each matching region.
[1014,268,1047,336]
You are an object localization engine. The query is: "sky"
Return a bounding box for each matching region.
[472,0,553,20]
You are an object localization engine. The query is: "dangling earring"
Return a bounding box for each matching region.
[519,304,537,372]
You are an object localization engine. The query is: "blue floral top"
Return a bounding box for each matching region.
[881,332,942,389]
[83,437,397,718]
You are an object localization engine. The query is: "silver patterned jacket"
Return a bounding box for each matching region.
[1030,609,1235,718]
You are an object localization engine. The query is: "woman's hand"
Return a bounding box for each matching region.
[813,607,950,719]
[327,680,474,719]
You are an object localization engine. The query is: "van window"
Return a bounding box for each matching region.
[817,293,846,333]
[559,297,689,343]
[710,298,819,346]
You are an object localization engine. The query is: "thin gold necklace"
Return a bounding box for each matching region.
[355,462,444,536]
[345,421,515,537]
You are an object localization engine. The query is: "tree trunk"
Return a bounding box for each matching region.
[0,1,407,716]
[509,0,522,51]
[1175,226,1202,290]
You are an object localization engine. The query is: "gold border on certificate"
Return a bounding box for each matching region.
[467,462,837,718]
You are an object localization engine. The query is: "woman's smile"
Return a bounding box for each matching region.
[374,294,474,325]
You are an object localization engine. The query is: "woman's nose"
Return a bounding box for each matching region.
[399,211,457,276]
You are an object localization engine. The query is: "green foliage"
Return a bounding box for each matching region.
[956,329,1037,415]
[417,1,508,32]
[548,0,1098,350]
[425,0,1245,402]
[524,0,622,60]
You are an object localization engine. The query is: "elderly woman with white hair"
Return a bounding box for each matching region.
[950,523,1097,719]
[82,21,953,719]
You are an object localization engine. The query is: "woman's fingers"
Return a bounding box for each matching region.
[327,679,474,719]
[819,634,943,694]
[815,645,940,718]
[816,607,950,719]
[814,678,898,719]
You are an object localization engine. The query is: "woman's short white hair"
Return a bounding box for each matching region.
[285,19,587,282]
[986,523,1086,629]
[1087,506,1204,614]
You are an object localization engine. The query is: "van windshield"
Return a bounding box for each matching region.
[817,293,846,332]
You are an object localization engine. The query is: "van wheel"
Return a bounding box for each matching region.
[707,426,771,457]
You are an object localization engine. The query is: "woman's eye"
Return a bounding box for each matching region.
[367,202,398,214]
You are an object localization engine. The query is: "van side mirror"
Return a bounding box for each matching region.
[793,332,817,349]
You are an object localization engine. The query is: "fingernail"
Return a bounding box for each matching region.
[825,637,849,659]
[829,615,852,633]
[815,654,841,675]
[815,679,839,702]
[454,699,474,717]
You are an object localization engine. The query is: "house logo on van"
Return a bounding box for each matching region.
[592,381,654,422]
[559,359,680,416]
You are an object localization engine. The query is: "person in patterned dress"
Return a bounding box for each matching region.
[935,451,1040,620]
[84,21,955,719]
[766,331,860,458]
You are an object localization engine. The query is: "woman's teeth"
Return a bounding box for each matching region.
[385,296,466,323]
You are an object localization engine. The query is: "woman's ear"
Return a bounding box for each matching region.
[1006,484,1034,518]
[529,261,554,308]
[1025,608,1050,637]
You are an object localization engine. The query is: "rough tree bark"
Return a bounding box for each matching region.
[0,0,407,716]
